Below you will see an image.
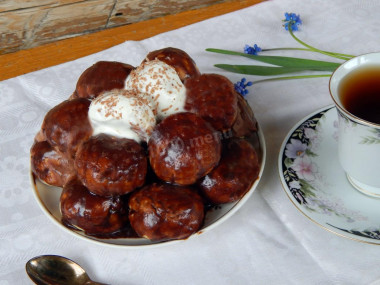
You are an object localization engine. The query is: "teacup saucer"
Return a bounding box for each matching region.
[278,105,380,245]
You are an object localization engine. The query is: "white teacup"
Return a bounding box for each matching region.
[329,53,380,197]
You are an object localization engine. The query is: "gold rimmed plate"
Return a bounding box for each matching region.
[278,105,380,245]
[31,124,266,248]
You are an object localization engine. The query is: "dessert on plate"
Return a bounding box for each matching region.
[31,47,261,242]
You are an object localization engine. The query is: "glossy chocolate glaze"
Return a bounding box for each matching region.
[232,93,258,137]
[41,98,93,158]
[129,183,204,241]
[31,141,76,187]
[199,138,260,204]
[75,134,147,197]
[73,61,134,100]
[59,133,263,240]
[145,47,200,81]
[185,73,238,131]
[32,47,264,242]
[62,166,159,239]
[60,179,128,235]
[148,112,221,186]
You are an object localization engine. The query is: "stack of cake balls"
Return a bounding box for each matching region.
[31,47,260,242]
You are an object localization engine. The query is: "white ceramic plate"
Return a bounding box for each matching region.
[279,105,380,245]
[32,125,266,248]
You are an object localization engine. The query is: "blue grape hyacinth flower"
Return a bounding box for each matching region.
[283,12,302,31]
[234,78,253,96]
[244,44,262,55]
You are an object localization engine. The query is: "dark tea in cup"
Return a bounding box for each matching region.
[338,66,380,125]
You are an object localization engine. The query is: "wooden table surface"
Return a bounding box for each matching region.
[0,0,264,81]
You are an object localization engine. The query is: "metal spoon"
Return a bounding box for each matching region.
[26,255,108,285]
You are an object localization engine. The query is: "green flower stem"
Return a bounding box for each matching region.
[262,47,311,52]
[251,74,331,85]
[288,24,354,60]
[263,47,355,59]
[214,64,337,75]
[206,48,340,70]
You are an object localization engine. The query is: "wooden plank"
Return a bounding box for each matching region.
[0,0,115,53]
[32,0,114,45]
[109,0,229,26]
[1,0,227,53]
[0,0,81,12]
[0,7,48,53]
[0,0,265,81]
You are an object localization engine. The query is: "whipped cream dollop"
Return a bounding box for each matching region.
[88,89,156,143]
[125,59,186,119]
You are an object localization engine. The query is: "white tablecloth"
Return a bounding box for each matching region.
[1,0,380,284]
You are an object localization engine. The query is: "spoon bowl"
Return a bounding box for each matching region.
[26,255,107,285]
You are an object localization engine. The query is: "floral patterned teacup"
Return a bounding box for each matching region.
[329,53,380,197]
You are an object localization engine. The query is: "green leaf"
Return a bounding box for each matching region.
[360,137,380,144]
[206,48,341,70]
[284,157,293,168]
[299,179,316,197]
[305,149,318,157]
[251,74,331,84]
[214,64,333,75]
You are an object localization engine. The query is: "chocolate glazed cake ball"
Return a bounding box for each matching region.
[129,183,204,241]
[185,74,238,131]
[75,134,147,196]
[232,93,258,137]
[148,112,221,185]
[73,61,134,99]
[41,98,93,158]
[61,179,126,235]
[31,141,75,187]
[199,138,260,204]
[144,47,200,81]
